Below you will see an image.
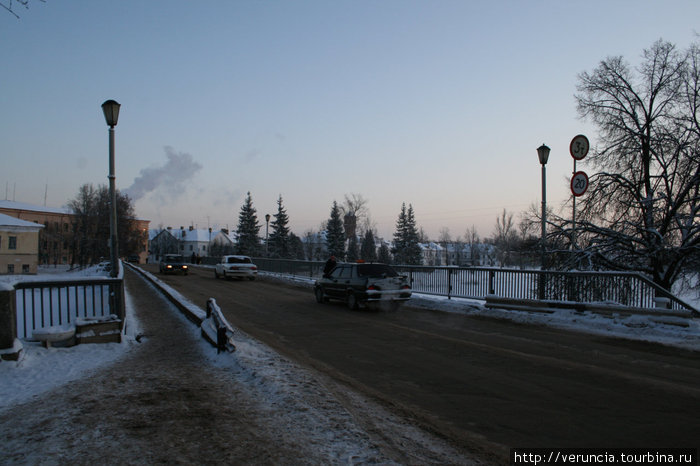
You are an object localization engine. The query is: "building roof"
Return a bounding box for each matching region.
[0,200,71,215]
[151,227,222,242]
[0,213,45,230]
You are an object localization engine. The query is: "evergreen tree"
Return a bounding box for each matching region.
[346,235,359,262]
[378,243,392,264]
[289,232,306,260]
[392,203,408,264]
[236,192,261,256]
[268,195,291,258]
[360,229,378,262]
[392,203,422,265]
[405,204,423,265]
[325,201,346,259]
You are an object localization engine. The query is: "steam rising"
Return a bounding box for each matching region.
[125,146,202,201]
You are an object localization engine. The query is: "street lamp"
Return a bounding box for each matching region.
[265,214,271,256]
[102,99,121,278]
[536,143,550,272]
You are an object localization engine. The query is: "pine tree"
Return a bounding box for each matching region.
[392,203,408,264]
[360,229,378,262]
[268,195,291,258]
[392,203,422,265]
[378,243,392,264]
[289,232,306,259]
[236,192,261,256]
[346,235,359,262]
[405,204,423,265]
[325,201,346,259]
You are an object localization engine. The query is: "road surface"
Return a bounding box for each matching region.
[146,264,700,460]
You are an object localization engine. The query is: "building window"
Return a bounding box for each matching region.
[7,264,14,274]
[8,236,17,250]
[22,264,30,274]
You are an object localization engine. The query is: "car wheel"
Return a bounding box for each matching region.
[315,287,325,304]
[347,292,359,310]
[249,276,256,281]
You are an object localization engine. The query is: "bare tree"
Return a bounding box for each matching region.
[438,227,451,265]
[493,209,516,266]
[464,225,480,265]
[341,193,369,239]
[1,0,44,18]
[574,39,700,289]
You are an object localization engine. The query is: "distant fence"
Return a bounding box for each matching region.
[251,258,698,315]
[14,278,125,340]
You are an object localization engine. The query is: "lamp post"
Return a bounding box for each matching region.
[536,144,550,271]
[265,214,271,256]
[102,100,121,278]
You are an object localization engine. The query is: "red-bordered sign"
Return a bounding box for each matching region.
[570,134,589,161]
[571,171,589,196]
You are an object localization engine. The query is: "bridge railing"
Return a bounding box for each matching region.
[251,258,697,315]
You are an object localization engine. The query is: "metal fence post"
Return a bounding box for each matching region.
[447,268,452,300]
[0,288,20,360]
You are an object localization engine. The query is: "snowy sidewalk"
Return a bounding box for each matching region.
[0,267,476,465]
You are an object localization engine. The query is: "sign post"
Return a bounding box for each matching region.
[569,135,589,250]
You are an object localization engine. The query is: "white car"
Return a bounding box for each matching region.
[214,255,258,280]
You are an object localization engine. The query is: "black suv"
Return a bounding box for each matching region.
[314,262,411,310]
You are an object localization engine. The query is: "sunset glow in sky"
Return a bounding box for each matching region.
[2,1,699,240]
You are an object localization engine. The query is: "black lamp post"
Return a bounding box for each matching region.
[536,143,550,270]
[102,99,121,278]
[265,214,271,256]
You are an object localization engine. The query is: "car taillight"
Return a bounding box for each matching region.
[401,284,411,290]
[252,267,257,270]
[368,285,378,291]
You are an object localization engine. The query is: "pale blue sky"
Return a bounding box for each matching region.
[2,1,698,240]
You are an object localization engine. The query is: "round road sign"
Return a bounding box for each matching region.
[571,171,589,196]
[570,134,589,160]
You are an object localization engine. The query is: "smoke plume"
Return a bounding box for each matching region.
[125,146,203,201]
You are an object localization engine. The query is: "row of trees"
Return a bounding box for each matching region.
[233,193,419,264]
[68,183,145,266]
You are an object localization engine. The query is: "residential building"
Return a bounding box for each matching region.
[0,200,150,265]
[0,213,44,274]
[171,226,214,262]
[149,226,222,263]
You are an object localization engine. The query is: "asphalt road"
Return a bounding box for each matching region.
[145,264,700,461]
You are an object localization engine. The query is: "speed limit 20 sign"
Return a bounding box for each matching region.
[571,171,589,196]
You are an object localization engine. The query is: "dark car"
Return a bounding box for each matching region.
[314,262,411,310]
[159,254,189,275]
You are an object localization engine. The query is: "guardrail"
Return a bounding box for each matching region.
[14,278,125,340]
[251,258,698,316]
